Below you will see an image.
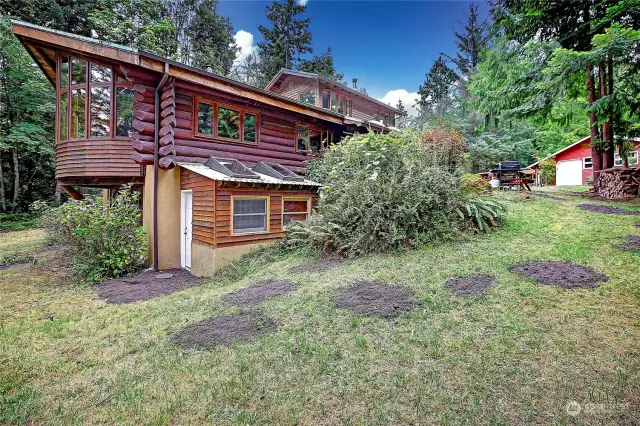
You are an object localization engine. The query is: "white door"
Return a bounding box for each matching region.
[556,159,583,186]
[180,191,193,269]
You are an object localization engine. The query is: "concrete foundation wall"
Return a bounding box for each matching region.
[142,165,182,270]
[190,241,271,277]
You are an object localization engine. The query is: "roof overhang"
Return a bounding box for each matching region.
[528,135,591,168]
[11,20,343,125]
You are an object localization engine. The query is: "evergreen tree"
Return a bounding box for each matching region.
[444,3,489,82]
[188,0,237,75]
[395,100,410,129]
[257,0,313,87]
[417,55,459,122]
[298,47,343,82]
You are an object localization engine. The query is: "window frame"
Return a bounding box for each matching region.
[296,123,332,154]
[56,52,133,144]
[583,157,593,169]
[614,153,623,167]
[321,88,350,115]
[193,97,259,145]
[628,150,639,167]
[230,195,270,236]
[282,196,312,225]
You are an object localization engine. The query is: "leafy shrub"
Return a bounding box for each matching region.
[284,131,465,256]
[461,173,491,195]
[457,196,507,233]
[421,126,467,173]
[539,158,556,185]
[43,185,147,282]
[0,212,40,232]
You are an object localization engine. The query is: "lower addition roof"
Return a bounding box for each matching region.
[179,162,323,188]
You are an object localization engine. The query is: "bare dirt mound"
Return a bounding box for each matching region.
[444,274,496,296]
[579,204,640,216]
[508,261,608,289]
[620,235,640,251]
[335,280,418,318]
[172,312,277,349]
[290,257,344,274]
[96,269,203,304]
[222,279,296,307]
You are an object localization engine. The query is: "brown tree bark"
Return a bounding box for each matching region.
[587,65,602,190]
[599,62,614,169]
[0,153,6,213]
[11,148,19,210]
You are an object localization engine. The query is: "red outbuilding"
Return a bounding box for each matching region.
[529,136,640,186]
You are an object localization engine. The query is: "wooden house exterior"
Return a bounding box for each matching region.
[12,20,388,276]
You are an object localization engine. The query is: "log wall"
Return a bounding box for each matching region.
[180,168,318,248]
[56,139,143,180]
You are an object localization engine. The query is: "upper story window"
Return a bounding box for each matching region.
[57,54,133,142]
[195,98,258,144]
[321,89,351,115]
[300,90,315,105]
[375,111,390,125]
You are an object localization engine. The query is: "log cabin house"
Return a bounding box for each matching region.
[12,20,401,276]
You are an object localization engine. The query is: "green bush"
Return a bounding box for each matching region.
[43,185,147,282]
[457,196,507,233]
[284,131,470,256]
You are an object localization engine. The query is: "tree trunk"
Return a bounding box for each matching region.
[587,65,601,190]
[0,153,6,213]
[11,148,19,210]
[599,62,614,169]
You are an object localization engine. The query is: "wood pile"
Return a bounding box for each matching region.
[596,168,640,199]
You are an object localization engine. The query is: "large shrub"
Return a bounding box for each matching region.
[43,185,147,282]
[285,131,468,255]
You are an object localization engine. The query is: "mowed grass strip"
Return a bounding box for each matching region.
[1,193,640,425]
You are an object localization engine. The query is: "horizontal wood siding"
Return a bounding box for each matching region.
[56,139,142,179]
[179,169,318,248]
[215,183,318,248]
[318,82,396,125]
[180,168,216,245]
[271,75,320,107]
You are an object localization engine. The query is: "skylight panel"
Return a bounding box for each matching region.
[253,162,304,182]
[205,157,260,179]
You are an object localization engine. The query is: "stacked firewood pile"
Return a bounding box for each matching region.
[597,168,640,199]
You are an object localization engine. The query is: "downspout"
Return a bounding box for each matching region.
[153,63,170,271]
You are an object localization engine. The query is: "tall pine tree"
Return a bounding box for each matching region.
[298,47,344,82]
[188,0,237,75]
[444,3,489,82]
[257,0,313,87]
[417,55,459,123]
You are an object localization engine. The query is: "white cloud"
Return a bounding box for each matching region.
[233,30,257,64]
[378,89,420,117]
[297,0,309,5]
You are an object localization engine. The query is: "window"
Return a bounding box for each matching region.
[583,157,593,169]
[383,113,389,126]
[321,89,351,115]
[322,90,330,109]
[282,198,311,224]
[617,151,639,167]
[57,54,133,142]
[345,99,352,116]
[330,92,337,112]
[232,197,269,234]
[217,106,240,140]
[338,96,344,114]
[310,128,333,153]
[194,99,258,143]
[296,124,310,152]
[614,153,623,167]
[300,91,315,105]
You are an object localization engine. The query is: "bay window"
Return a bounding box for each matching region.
[57,54,133,142]
[195,99,258,144]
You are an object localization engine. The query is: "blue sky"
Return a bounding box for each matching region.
[219,0,490,114]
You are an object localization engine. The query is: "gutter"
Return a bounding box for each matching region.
[153,63,170,271]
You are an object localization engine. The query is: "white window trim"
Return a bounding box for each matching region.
[583,157,593,169]
[231,196,270,236]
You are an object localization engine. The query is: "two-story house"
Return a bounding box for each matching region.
[12,20,400,277]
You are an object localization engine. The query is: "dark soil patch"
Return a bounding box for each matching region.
[96,269,204,304]
[444,274,496,296]
[620,235,640,251]
[222,279,296,307]
[172,312,278,349]
[508,261,609,289]
[335,280,418,318]
[579,204,640,216]
[290,257,345,274]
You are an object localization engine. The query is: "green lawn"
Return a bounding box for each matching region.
[1,193,640,425]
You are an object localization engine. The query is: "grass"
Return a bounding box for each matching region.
[1,193,640,424]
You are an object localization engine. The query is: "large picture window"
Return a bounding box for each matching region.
[321,89,350,115]
[282,198,311,224]
[232,197,269,234]
[194,99,258,144]
[57,54,133,142]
